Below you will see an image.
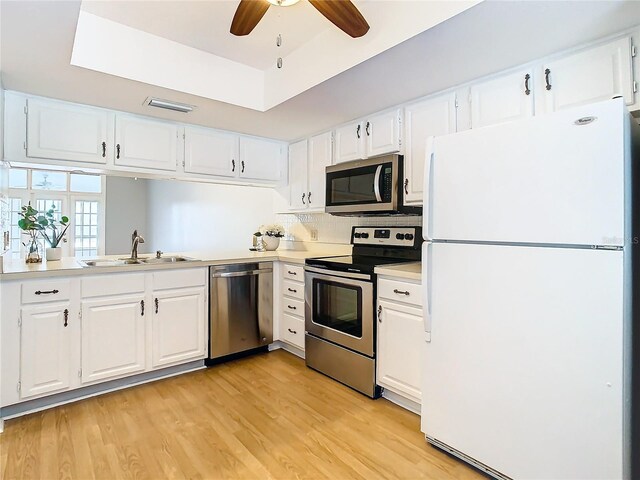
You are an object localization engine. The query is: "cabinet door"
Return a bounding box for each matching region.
[114,114,178,171]
[184,126,238,177]
[307,132,332,209]
[334,121,364,163]
[238,137,284,182]
[403,93,456,205]
[377,299,423,403]
[541,36,634,113]
[20,303,72,399]
[288,139,308,209]
[81,295,146,383]
[470,69,534,128]
[151,287,206,368]
[26,98,111,164]
[366,109,401,157]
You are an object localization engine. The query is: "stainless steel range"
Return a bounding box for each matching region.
[304,226,422,397]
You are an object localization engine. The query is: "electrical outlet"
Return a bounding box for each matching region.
[309,228,318,241]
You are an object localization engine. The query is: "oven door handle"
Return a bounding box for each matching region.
[373,164,383,202]
[305,266,372,282]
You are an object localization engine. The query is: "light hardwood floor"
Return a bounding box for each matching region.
[0,349,485,479]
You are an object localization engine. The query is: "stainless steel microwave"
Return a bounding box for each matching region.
[324,155,422,216]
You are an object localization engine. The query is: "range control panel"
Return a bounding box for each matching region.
[351,226,422,248]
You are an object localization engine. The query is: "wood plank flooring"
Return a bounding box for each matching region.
[1,349,485,479]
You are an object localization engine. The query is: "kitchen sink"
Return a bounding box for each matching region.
[80,258,142,267]
[139,256,196,264]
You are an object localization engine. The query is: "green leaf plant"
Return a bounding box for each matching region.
[40,205,70,248]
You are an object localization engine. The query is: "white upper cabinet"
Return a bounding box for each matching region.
[114,114,179,171]
[288,139,308,209]
[184,126,238,178]
[307,131,332,209]
[334,121,364,164]
[470,68,535,128]
[540,36,635,114]
[26,98,111,164]
[365,109,402,157]
[238,136,284,182]
[403,92,457,206]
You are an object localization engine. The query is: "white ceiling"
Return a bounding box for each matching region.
[1,1,640,141]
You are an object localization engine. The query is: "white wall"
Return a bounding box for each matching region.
[146,179,275,253]
[105,176,149,255]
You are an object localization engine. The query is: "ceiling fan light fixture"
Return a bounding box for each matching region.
[267,0,300,7]
[145,97,195,113]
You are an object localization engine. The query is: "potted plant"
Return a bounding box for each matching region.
[258,224,285,251]
[41,205,69,261]
[17,203,45,263]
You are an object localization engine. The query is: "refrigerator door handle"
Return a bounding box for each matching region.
[423,136,435,241]
[424,241,433,342]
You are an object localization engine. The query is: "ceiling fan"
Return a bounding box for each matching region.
[230,0,370,38]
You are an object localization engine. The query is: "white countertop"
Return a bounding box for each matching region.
[374,262,422,281]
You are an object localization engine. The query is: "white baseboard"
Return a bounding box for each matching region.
[269,340,305,359]
[381,389,421,415]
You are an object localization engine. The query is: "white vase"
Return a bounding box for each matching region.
[263,236,280,251]
[46,247,62,261]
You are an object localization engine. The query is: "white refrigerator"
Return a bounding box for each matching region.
[421,98,637,480]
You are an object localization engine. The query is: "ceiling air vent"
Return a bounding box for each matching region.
[144,97,195,113]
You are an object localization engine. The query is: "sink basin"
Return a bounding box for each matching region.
[139,256,196,264]
[81,258,142,267]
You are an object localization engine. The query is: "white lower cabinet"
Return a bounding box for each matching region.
[279,262,305,352]
[81,295,147,384]
[376,276,423,408]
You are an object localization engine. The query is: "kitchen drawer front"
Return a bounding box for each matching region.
[282,264,304,282]
[82,273,146,298]
[22,279,72,304]
[153,267,207,291]
[378,278,422,307]
[282,297,304,318]
[282,279,304,300]
[281,314,304,349]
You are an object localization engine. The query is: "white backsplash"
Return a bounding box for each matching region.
[277,213,422,245]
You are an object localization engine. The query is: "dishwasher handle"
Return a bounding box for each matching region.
[212,268,273,278]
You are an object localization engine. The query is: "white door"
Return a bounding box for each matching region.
[114,114,178,171]
[541,36,634,113]
[334,121,364,163]
[26,98,111,164]
[238,137,283,182]
[470,68,535,128]
[151,287,206,368]
[422,242,624,480]
[366,109,401,157]
[20,303,72,399]
[288,139,308,210]
[184,126,238,177]
[427,99,625,246]
[377,300,422,403]
[81,295,146,383]
[403,93,456,205]
[307,132,332,209]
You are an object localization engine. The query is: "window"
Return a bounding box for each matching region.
[8,168,105,259]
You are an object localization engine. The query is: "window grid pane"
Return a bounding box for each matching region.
[9,198,23,258]
[75,200,99,257]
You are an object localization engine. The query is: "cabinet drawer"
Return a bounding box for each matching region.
[282,264,304,282]
[153,268,207,290]
[281,314,304,349]
[22,279,72,304]
[378,278,422,307]
[283,279,304,300]
[82,273,146,298]
[282,297,304,318]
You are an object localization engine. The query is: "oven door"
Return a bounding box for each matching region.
[305,267,374,357]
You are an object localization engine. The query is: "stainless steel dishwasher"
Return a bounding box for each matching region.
[207,262,273,363]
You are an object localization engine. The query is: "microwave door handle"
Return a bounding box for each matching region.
[373,165,383,202]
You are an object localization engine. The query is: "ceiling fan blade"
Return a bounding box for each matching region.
[308,0,369,38]
[230,0,270,36]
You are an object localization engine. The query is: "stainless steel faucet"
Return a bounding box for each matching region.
[131,229,145,260]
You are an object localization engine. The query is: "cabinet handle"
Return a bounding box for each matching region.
[101,141,106,157]
[155,297,159,314]
[307,191,311,204]
[241,160,245,173]
[232,159,235,172]
[140,300,145,316]
[287,287,297,293]
[366,121,370,136]
[404,178,409,195]
[544,68,552,91]
[288,270,297,275]
[63,309,69,327]
[116,144,121,159]
[378,305,382,323]
[35,289,59,295]
[524,73,531,96]
[356,124,361,139]
[287,305,297,310]
[393,289,410,296]
[287,328,297,334]
[302,192,306,205]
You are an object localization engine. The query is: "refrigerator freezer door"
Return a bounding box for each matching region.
[426,99,625,246]
[421,242,624,479]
